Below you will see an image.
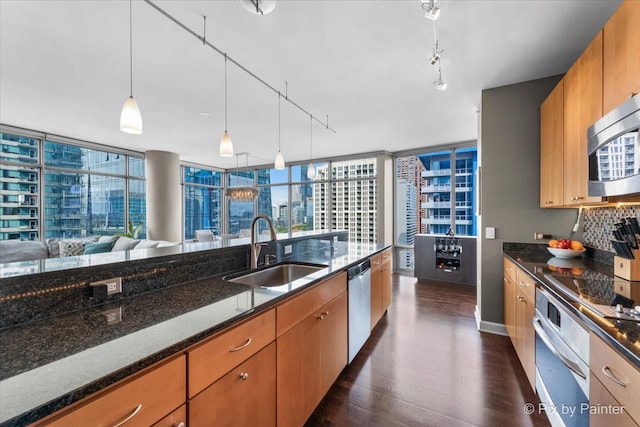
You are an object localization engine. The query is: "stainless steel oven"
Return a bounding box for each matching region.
[533,287,590,427]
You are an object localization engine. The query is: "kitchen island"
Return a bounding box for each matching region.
[0,234,390,426]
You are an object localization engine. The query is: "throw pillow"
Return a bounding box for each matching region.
[135,240,159,249]
[83,241,114,254]
[111,236,141,252]
[58,241,86,257]
[98,235,119,244]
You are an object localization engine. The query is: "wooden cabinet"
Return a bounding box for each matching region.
[563,30,604,206]
[31,355,186,427]
[503,258,517,345]
[189,342,276,427]
[187,309,275,398]
[540,79,564,207]
[371,248,392,329]
[276,273,348,427]
[590,375,638,427]
[603,0,640,115]
[590,332,640,425]
[502,257,535,391]
[151,404,186,427]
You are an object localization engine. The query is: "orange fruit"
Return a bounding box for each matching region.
[549,239,559,248]
[570,240,584,251]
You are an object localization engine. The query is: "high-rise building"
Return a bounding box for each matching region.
[396,180,417,269]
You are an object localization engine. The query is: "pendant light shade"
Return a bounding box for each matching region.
[220,130,233,157]
[120,0,142,134]
[307,162,316,179]
[120,96,142,134]
[275,151,285,170]
[220,55,234,157]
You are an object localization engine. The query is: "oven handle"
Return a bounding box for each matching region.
[532,316,587,379]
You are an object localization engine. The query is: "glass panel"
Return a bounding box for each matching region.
[0,132,39,164]
[594,129,639,181]
[331,158,376,180]
[227,170,254,186]
[290,183,315,232]
[418,150,452,235]
[312,180,331,232]
[257,185,289,234]
[129,179,147,239]
[256,167,288,185]
[129,156,145,178]
[454,147,478,236]
[184,185,222,240]
[43,171,126,239]
[291,163,328,182]
[0,165,40,240]
[228,200,254,236]
[44,141,125,175]
[184,167,223,186]
[331,178,377,243]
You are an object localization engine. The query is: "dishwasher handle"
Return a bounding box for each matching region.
[348,259,371,281]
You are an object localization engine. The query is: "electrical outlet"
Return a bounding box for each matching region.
[284,245,292,255]
[90,277,123,295]
[102,307,122,325]
[485,227,495,239]
[534,233,553,240]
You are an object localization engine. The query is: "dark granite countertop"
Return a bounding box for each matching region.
[0,242,389,426]
[503,243,640,370]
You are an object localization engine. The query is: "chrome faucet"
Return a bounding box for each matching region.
[250,214,277,268]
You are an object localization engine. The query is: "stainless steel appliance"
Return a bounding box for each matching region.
[533,286,590,427]
[347,259,371,364]
[588,93,640,197]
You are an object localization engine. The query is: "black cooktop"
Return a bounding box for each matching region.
[543,260,640,322]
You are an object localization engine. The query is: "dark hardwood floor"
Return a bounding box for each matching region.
[306,274,551,427]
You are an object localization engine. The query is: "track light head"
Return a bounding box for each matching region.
[429,51,440,65]
[422,0,440,20]
[433,78,447,91]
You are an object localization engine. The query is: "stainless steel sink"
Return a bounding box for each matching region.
[226,263,326,287]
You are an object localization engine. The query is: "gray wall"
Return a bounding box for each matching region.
[477,75,580,330]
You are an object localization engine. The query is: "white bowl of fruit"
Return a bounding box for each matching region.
[547,239,586,258]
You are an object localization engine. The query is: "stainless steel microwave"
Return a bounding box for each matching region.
[588,93,640,197]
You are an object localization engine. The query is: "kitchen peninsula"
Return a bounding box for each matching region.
[0,231,391,426]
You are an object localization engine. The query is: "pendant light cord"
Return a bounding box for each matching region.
[224,54,228,132]
[129,0,133,97]
[278,92,281,151]
[309,114,313,158]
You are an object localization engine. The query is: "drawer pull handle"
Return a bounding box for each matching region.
[317,311,329,320]
[173,423,185,427]
[602,366,628,387]
[111,404,142,427]
[229,337,252,352]
[519,281,529,287]
[518,296,525,302]
[239,372,249,381]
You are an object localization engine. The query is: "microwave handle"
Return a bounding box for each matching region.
[532,316,587,379]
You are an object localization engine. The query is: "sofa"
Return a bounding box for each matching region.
[0,236,178,263]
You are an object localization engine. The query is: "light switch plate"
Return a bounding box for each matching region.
[485,227,496,239]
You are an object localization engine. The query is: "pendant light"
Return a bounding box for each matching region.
[120,0,142,134]
[274,92,285,170]
[307,114,316,179]
[220,54,234,157]
[225,153,259,200]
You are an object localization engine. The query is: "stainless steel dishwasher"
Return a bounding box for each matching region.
[347,259,371,363]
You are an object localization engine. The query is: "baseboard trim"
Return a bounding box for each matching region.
[474,306,508,336]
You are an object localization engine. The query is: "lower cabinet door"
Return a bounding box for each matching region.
[320,292,348,395]
[189,342,276,427]
[590,375,638,427]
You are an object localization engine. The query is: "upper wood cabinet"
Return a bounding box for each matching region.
[603,0,640,115]
[540,80,564,207]
[563,30,604,206]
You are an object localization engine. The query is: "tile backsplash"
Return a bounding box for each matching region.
[583,206,640,252]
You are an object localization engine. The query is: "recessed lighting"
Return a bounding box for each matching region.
[199,112,211,117]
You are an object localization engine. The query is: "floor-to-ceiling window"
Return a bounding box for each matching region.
[395,146,478,271]
[0,127,146,241]
[182,166,223,240]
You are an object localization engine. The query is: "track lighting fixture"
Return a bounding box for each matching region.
[220,54,234,157]
[422,0,440,20]
[120,0,142,134]
[425,6,447,91]
[433,61,447,90]
[240,0,276,15]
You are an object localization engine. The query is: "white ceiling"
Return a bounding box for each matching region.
[0,0,621,169]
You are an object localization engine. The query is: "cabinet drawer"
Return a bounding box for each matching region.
[190,342,276,427]
[504,257,517,283]
[33,355,186,427]
[590,332,640,424]
[590,375,638,427]
[276,272,347,337]
[151,404,187,427]
[515,267,535,303]
[188,309,275,398]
